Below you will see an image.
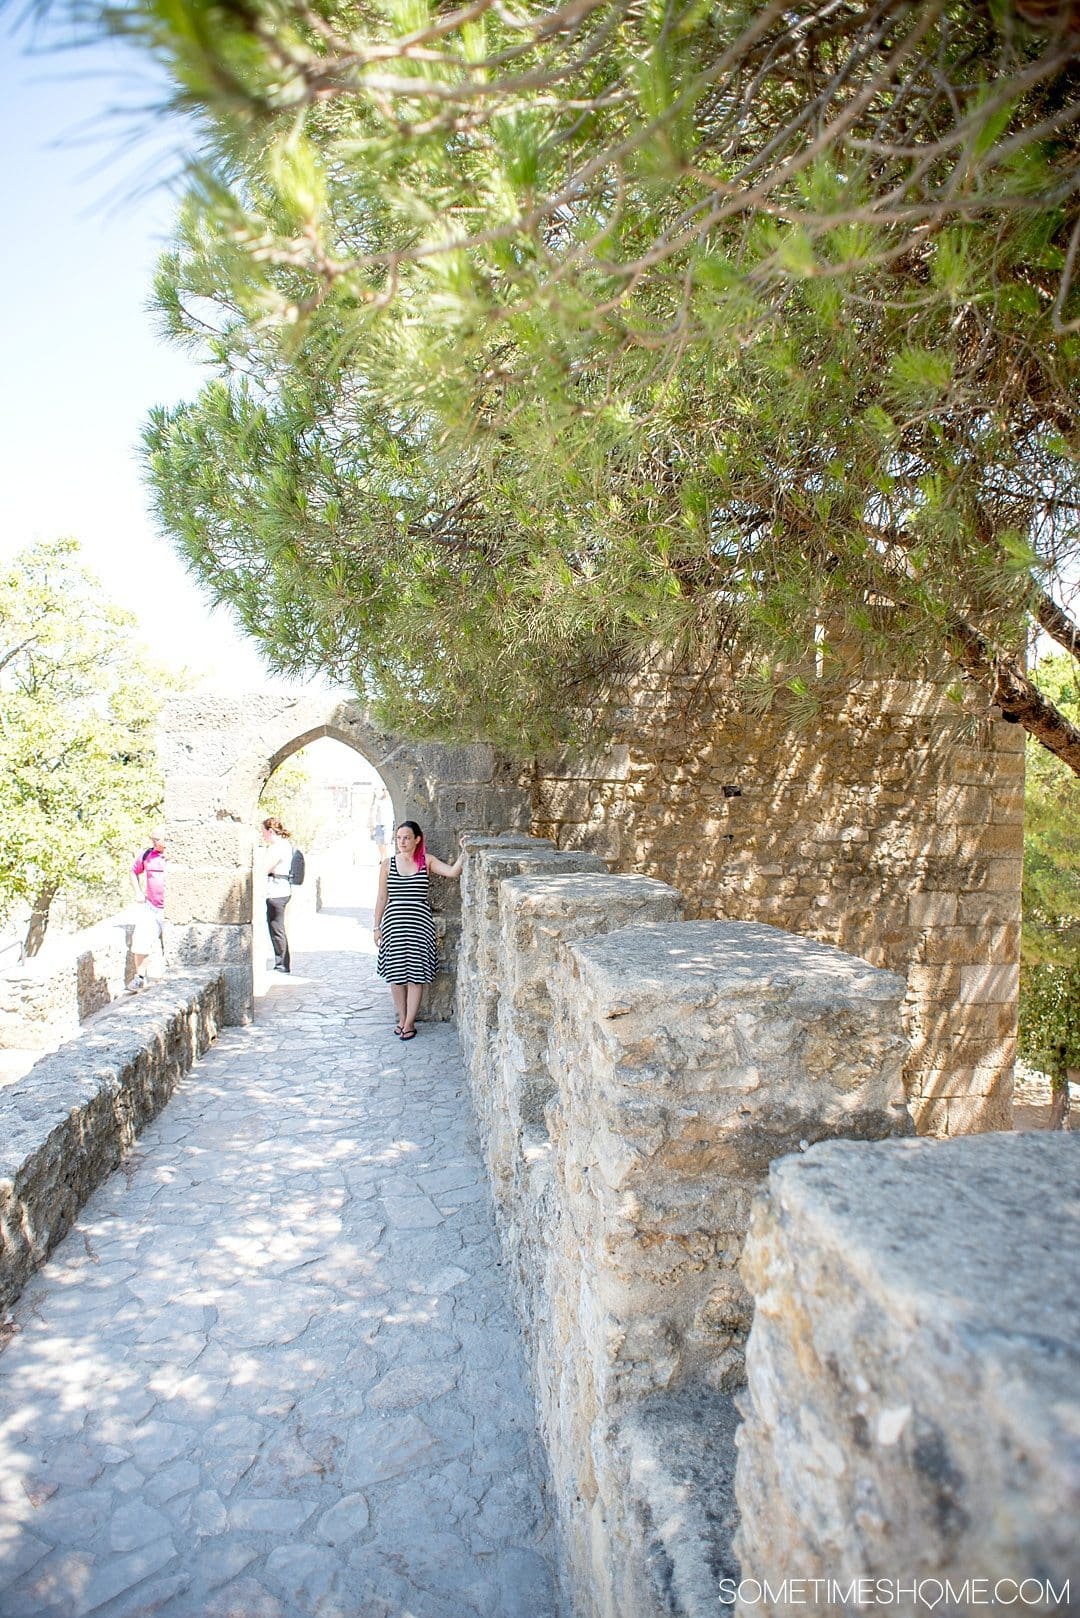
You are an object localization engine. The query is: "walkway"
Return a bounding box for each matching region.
[0,901,563,1618]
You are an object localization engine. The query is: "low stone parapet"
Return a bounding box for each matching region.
[0,913,134,1052]
[456,836,607,1138]
[736,1131,1080,1616]
[455,836,914,1618]
[546,921,912,1613]
[0,972,225,1315]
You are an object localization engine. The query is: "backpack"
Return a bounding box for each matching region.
[289,846,306,886]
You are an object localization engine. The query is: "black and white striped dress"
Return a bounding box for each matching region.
[376,856,439,984]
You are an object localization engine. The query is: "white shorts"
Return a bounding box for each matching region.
[132,902,165,955]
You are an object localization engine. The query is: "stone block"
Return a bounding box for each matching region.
[168,925,254,1026]
[936,785,994,826]
[736,1134,1080,1607]
[165,777,251,824]
[166,869,253,927]
[431,785,512,835]
[976,857,1026,895]
[537,742,633,782]
[955,891,1023,927]
[550,921,911,1401]
[416,742,500,785]
[959,961,1020,1006]
[917,923,1021,967]
[165,820,255,870]
[534,779,594,824]
[992,785,1026,822]
[490,872,683,1213]
[906,891,958,928]
[906,965,961,1002]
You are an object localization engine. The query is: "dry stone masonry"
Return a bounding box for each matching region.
[457,836,913,1618]
[0,914,134,1059]
[530,673,1025,1136]
[161,693,533,1024]
[0,973,225,1313]
[736,1132,1080,1616]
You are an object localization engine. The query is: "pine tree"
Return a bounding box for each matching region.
[76,0,1080,761]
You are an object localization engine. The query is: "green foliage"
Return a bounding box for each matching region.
[1023,653,1080,964]
[258,751,323,852]
[0,540,180,952]
[1020,957,1080,1088]
[77,0,1080,754]
[1020,652,1080,1081]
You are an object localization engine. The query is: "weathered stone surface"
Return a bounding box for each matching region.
[612,1383,740,1618]
[166,869,253,928]
[455,836,607,1101]
[457,838,914,1618]
[530,919,911,1616]
[0,915,134,1051]
[532,672,1023,1130]
[736,1132,1080,1615]
[0,972,225,1314]
[169,925,256,1026]
[160,695,533,1025]
[495,871,683,1194]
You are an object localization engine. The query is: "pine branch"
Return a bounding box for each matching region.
[1033,585,1080,662]
[951,615,1080,774]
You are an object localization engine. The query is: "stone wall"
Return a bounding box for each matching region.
[458,836,912,1618]
[0,973,225,1315]
[0,914,134,1053]
[162,693,532,1024]
[736,1132,1080,1616]
[530,675,1024,1135]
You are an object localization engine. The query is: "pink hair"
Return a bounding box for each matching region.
[401,820,426,870]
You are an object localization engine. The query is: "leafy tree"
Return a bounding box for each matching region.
[74,1,1080,758]
[258,750,324,853]
[1021,961,1080,1128]
[1020,651,1080,1125]
[0,539,177,955]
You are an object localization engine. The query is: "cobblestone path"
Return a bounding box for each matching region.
[0,904,563,1618]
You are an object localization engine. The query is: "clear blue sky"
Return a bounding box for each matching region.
[0,26,308,692]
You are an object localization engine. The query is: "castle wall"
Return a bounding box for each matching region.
[161,694,532,1023]
[736,1132,1079,1615]
[531,676,1024,1135]
[459,836,912,1618]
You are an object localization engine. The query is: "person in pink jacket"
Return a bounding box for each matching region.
[129,829,166,992]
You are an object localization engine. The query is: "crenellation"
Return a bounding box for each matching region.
[457,845,917,1617]
[736,1134,1078,1615]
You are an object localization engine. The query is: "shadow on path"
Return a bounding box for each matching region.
[0,907,562,1618]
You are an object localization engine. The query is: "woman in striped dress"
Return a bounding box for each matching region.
[374,820,466,1040]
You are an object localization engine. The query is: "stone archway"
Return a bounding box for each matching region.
[160,692,530,1023]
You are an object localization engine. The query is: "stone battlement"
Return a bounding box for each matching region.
[457,835,913,1617]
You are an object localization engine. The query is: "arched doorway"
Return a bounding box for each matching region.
[159,693,530,1023]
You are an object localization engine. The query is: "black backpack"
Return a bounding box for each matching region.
[289,847,306,886]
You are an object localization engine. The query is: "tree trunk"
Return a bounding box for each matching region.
[1046,1044,1072,1131]
[1048,1062,1073,1132]
[949,617,1080,778]
[23,882,58,958]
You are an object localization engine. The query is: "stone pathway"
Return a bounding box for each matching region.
[0,903,563,1618]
